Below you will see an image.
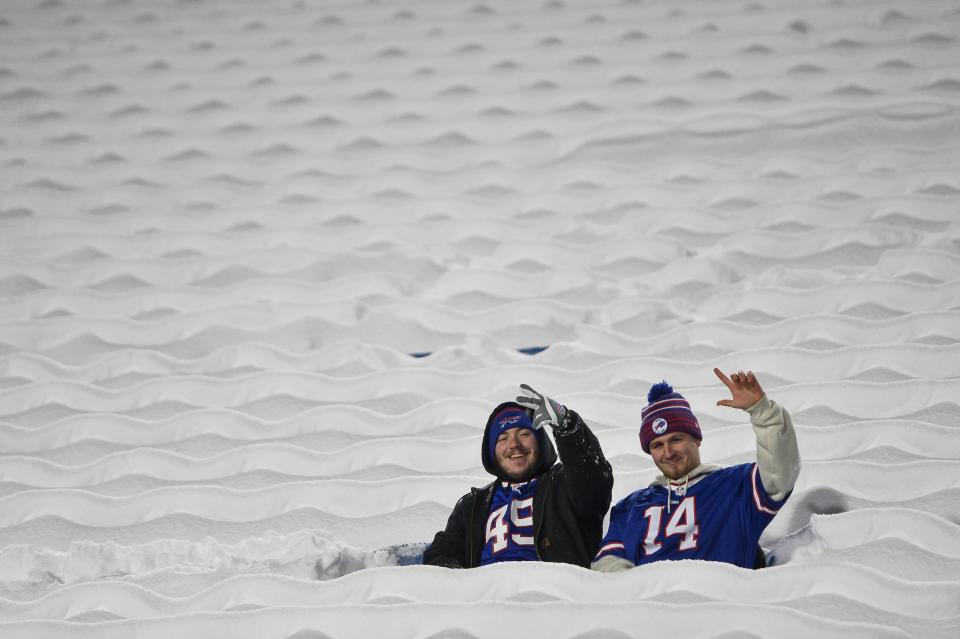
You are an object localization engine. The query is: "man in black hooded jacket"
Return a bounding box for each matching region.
[423,384,613,568]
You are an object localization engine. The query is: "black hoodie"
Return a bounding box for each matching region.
[423,401,613,568]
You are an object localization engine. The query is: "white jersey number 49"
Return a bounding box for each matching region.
[485,498,535,554]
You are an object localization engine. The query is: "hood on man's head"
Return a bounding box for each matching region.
[481,401,557,479]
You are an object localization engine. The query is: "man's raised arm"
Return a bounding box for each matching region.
[715,368,800,501]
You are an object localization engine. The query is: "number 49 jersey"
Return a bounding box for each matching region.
[480,478,539,565]
[595,463,787,569]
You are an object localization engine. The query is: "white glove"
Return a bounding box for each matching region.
[516,383,567,429]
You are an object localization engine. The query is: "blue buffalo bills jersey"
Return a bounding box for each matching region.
[480,478,539,565]
[595,463,787,568]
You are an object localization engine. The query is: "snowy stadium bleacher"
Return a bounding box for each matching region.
[1,0,959,636]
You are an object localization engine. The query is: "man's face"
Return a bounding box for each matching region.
[495,427,539,481]
[649,432,701,480]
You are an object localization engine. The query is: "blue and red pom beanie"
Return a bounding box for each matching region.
[639,381,702,454]
[487,405,536,460]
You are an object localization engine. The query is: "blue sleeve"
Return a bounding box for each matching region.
[594,500,630,563]
[741,463,789,535]
[747,462,789,514]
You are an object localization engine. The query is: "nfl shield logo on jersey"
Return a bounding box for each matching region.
[652,418,668,435]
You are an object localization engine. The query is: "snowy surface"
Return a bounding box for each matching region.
[1,0,959,636]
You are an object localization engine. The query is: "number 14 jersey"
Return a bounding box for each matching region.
[595,463,787,569]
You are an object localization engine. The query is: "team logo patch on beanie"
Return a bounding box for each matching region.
[639,381,702,454]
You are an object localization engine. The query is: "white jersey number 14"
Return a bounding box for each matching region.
[642,496,699,556]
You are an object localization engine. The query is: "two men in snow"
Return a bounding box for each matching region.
[424,368,799,571]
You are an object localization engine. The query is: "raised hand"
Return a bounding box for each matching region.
[714,368,764,409]
[516,383,567,429]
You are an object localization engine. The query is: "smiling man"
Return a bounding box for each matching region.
[423,384,613,568]
[592,368,800,571]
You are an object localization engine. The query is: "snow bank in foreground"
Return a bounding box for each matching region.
[0,531,425,599]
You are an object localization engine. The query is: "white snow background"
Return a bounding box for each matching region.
[1,0,959,636]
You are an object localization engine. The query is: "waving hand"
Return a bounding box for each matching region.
[714,367,764,409]
[516,383,567,429]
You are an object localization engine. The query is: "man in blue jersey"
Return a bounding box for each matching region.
[424,384,613,568]
[592,368,800,571]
